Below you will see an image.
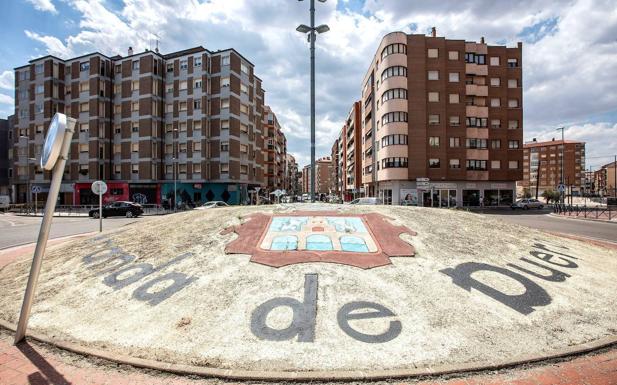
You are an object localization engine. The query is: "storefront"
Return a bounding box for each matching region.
[160,182,243,208]
[128,184,160,205]
[74,182,129,205]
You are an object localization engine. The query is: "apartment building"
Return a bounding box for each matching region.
[336,101,362,201]
[301,156,332,197]
[0,116,13,196]
[595,161,617,197]
[330,139,340,197]
[520,138,585,197]
[262,105,288,192]
[284,153,299,197]
[358,29,523,207]
[11,45,266,205]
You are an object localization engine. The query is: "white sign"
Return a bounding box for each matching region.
[41,113,67,171]
[91,181,108,195]
[557,184,566,193]
[254,187,261,193]
[31,186,42,194]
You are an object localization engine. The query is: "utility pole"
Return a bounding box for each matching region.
[535,160,542,200]
[556,127,565,203]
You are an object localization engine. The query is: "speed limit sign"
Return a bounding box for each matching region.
[91,180,108,195]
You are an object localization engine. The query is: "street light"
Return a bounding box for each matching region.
[297,0,329,203]
[173,127,178,212]
[556,126,565,203]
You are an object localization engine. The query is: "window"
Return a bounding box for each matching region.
[132,164,139,174]
[194,100,201,110]
[508,120,519,129]
[381,111,408,125]
[132,101,139,111]
[508,140,520,149]
[490,77,500,87]
[449,137,460,148]
[381,88,407,103]
[381,134,408,147]
[220,163,229,174]
[448,72,459,82]
[449,159,460,169]
[195,56,202,67]
[80,123,89,132]
[131,80,139,91]
[429,158,440,168]
[449,116,460,126]
[509,160,519,169]
[507,58,519,68]
[132,123,139,133]
[491,139,501,149]
[466,117,488,127]
[221,99,229,109]
[166,84,173,93]
[508,99,519,108]
[80,102,89,112]
[194,163,202,173]
[180,102,187,111]
[80,62,90,72]
[240,83,248,94]
[179,122,187,131]
[240,165,248,174]
[35,85,44,94]
[428,92,439,102]
[240,144,248,154]
[490,57,500,66]
[381,43,407,60]
[449,93,459,104]
[381,66,407,82]
[466,160,487,171]
[35,103,43,113]
[113,144,121,154]
[79,143,88,153]
[240,104,249,114]
[448,50,459,60]
[194,141,202,152]
[466,138,487,149]
[428,70,439,80]
[241,63,249,74]
[427,48,438,58]
[508,79,518,88]
[221,56,230,66]
[491,119,501,128]
[165,164,173,174]
[490,98,501,107]
[221,141,229,151]
[166,103,173,113]
[429,114,440,125]
[194,80,202,89]
[381,157,408,168]
[491,160,501,169]
[131,143,139,152]
[194,121,202,131]
[179,81,187,90]
[79,164,89,174]
[179,143,187,153]
[180,59,188,70]
[165,144,173,154]
[429,137,440,147]
[240,123,248,133]
[221,120,229,130]
[167,63,174,73]
[464,53,486,65]
[114,124,121,134]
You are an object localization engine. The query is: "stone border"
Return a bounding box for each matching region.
[0,319,615,381]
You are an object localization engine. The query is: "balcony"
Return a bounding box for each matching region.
[465,84,488,97]
[465,63,487,76]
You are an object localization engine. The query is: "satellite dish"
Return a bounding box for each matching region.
[41,113,67,171]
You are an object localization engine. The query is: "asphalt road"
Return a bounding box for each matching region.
[0,214,145,250]
[477,209,617,244]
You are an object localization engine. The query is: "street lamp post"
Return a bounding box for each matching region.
[173,127,178,212]
[556,126,565,203]
[297,0,329,203]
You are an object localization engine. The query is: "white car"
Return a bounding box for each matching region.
[196,201,229,210]
[349,197,383,205]
[511,198,544,210]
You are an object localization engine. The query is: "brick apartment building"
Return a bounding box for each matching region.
[519,138,586,197]
[349,29,522,207]
[301,156,332,197]
[0,116,13,196]
[595,161,617,197]
[10,45,281,206]
[334,101,362,202]
[284,153,299,197]
[262,105,288,193]
[330,139,339,197]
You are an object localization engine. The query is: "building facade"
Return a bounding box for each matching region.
[0,116,13,196]
[336,101,362,202]
[262,105,288,193]
[330,139,340,198]
[595,161,616,197]
[520,139,586,197]
[284,153,299,197]
[11,46,268,205]
[357,30,523,207]
[301,156,332,197]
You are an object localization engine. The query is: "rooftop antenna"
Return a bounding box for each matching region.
[153,33,161,53]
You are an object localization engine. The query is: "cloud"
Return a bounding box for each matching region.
[0,94,15,105]
[0,71,14,91]
[25,0,57,14]
[16,0,617,168]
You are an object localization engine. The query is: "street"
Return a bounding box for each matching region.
[0,213,145,250]
[478,209,617,244]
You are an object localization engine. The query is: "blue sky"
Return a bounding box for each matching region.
[1,0,616,169]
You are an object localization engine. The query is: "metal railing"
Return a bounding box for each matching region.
[7,203,169,216]
[553,204,615,221]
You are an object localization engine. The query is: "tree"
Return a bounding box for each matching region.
[541,189,560,204]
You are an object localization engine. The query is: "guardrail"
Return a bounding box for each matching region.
[553,204,615,221]
[7,204,169,216]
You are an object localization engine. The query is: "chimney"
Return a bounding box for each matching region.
[128,46,133,56]
[480,36,485,44]
[431,27,436,37]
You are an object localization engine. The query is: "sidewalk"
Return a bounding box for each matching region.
[1,332,616,385]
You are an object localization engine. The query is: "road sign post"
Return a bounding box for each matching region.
[14,113,76,344]
[31,186,41,215]
[255,187,261,205]
[91,181,107,232]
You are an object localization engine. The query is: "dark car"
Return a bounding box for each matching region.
[89,201,143,218]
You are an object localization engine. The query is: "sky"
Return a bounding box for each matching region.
[0,0,616,170]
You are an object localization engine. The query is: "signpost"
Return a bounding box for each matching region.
[31,185,41,215]
[255,187,261,205]
[91,180,107,232]
[14,113,76,344]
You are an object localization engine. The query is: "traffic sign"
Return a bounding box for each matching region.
[91,180,108,195]
[557,184,566,193]
[31,186,42,194]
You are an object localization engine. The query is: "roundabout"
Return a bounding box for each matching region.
[0,204,616,380]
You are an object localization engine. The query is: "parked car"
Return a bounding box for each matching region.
[349,197,383,205]
[0,195,10,212]
[511,198,544,210]
[89,201,143,218]
[196,201,229,210]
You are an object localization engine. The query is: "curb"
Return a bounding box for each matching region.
[549,213,617,225]
[0,319,615,381]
